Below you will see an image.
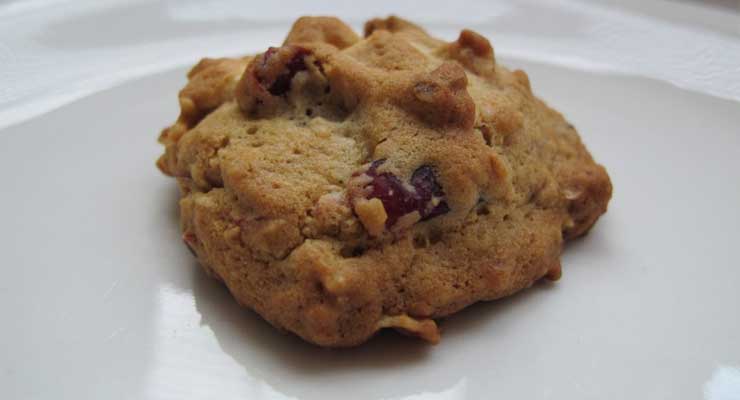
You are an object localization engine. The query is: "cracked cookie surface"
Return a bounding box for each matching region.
[157,16,612,347]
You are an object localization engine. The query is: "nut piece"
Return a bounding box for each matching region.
[404,62,476,130]
[456,29,494,58]
[353,198,388,237]
[377,314,441,344]
[438,29,496,76]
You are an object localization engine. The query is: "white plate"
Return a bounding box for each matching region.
[2,1,740,399]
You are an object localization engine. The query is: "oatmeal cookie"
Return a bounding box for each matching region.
[157,16,612,347]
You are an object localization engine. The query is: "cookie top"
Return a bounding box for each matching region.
[157,16,612,346]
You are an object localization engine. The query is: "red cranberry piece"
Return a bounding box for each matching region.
[259,46,309,96]
[261,47,277,67]
[366,170,416,227]
[362,160,449,227]
[367,158,386,172]
[411,165,451,220]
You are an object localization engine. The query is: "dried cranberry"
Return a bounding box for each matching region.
[363,160,450,227]
[411,165,451,219]
[261,47,277,68]
[260,46,309,96]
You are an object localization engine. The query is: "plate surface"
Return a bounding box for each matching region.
[2,1,740,399]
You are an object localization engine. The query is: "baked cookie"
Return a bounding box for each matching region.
[157,16,612,347]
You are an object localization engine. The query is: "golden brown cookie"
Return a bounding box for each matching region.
[157,16,612,347]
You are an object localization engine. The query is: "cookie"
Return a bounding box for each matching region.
[157,16,612,347]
